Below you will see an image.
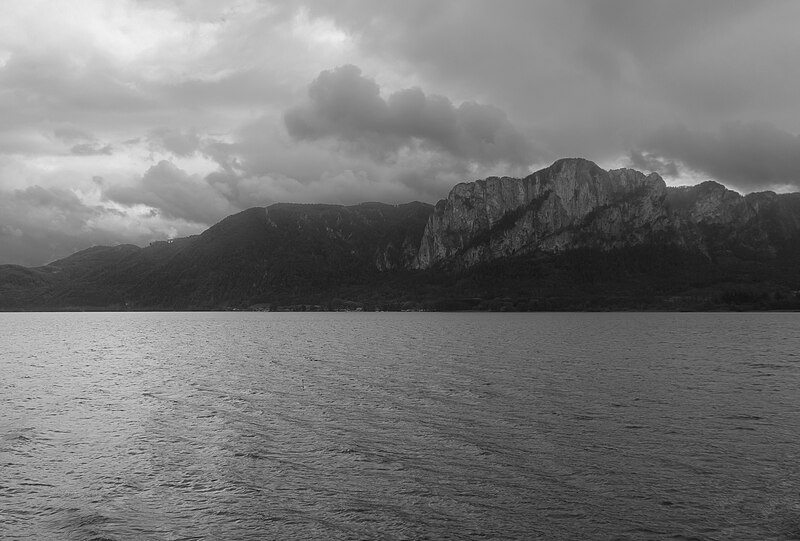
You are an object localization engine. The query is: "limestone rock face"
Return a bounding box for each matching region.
[413,158,800,269]
[414,158,667,268]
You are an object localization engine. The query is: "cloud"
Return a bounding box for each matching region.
[148,128,202,157]
[284,65,538,166]
[204,163,452,210]
[103,160,235,223]
[201,107,524,210]
[13,185,89,216]
[640,122,800,191]
[0,185,119,266]
[54,127,94,143]
[4,1,800,266]
[305,2,800,165]
[0,1,305,160]
[71,143,114,156]
[0,182,213,266]
[628,150,678,177]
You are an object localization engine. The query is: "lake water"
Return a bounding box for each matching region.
[1,312,799,540]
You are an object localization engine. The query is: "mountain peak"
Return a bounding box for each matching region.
[3,158,800,310]
[547,156,603,173]
[414,158,799,269]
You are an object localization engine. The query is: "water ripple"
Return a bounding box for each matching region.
[1,312,799,539]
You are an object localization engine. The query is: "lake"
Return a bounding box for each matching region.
[1,312,799,540]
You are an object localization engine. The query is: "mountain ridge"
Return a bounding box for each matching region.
[2,158,800,311]
[414,157,800,269]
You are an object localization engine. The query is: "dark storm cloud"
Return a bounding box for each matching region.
[103,160,235,224]
[284,65,537,166]
[4,0,800,267]
[13,185,88,214]
[304,1,800,169]
[0,181,208,267]
[201,104,529,212]
[641,122,800,191]
[304,1,760,108]
[0,185,113,266]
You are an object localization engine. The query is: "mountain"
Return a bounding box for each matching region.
[0,202,433,310]
[2,158,799,311]
[126,202,432,308]
[415,158,800,268]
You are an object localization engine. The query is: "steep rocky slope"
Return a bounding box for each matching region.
[2,158,799,310]
[415,158,800,268]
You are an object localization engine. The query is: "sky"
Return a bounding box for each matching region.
[2,0,800,266]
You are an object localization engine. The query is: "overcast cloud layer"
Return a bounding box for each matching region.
[2,0,800,265]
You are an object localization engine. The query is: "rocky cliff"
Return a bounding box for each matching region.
[3,157,800,311]
[414,158,800,268]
